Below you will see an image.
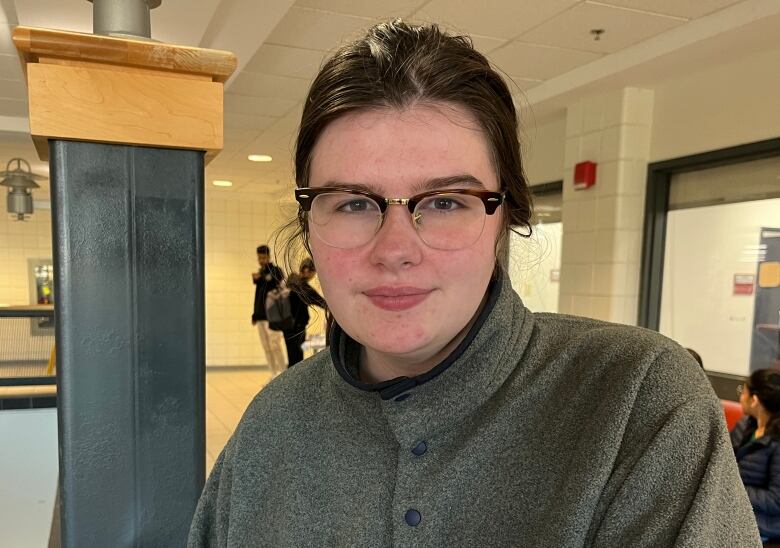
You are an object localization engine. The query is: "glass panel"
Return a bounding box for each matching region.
[660,193,780,375]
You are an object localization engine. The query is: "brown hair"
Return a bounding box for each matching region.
[277,19,533,270]
[747,369,780,440]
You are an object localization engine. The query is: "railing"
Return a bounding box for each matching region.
[0,306,56,387]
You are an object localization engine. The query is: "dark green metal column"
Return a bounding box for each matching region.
[49,140,205,547]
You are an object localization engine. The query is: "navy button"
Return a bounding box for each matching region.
[411,441,427,456]
[405,509,422,526]
[395,393,411,402]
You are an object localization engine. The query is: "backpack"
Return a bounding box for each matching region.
[265,284,295,331]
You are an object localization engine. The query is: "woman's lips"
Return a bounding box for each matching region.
[363,286,433,311]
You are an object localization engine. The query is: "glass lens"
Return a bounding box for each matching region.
[309,192,382,248]
[414,193,486,250]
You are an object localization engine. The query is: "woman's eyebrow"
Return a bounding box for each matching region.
[415,174,486,191]
[318,181,378,193]
[317,175,485,194]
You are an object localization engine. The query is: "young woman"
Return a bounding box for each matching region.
[189,21,760,547]
[732,369,780,544]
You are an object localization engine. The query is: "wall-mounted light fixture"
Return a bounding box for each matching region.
[0,158,47,221]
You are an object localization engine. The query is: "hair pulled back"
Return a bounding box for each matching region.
[748,369,780,440]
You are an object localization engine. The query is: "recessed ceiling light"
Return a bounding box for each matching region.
[212,180,233,187]
[248,154,273,162]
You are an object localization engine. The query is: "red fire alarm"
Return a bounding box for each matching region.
[574,161,597,190]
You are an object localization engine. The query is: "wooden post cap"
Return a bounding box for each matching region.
[13,26,237,162]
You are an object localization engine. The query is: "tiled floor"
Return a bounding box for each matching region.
[205,366,273,474]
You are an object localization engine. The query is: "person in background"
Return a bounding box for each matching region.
[190,21,760,546]
[732,369,780,545]
[283,258,326,367]
[251,244,286,377]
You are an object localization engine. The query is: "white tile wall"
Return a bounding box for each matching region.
[558,87,654,325]
[204,192,317,367]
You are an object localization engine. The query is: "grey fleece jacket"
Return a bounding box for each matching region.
[189,274,761,547]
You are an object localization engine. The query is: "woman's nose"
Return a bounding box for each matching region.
[368,205,424,269]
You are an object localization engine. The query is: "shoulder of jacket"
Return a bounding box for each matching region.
[239,352,333,424]
[532,312,678,356]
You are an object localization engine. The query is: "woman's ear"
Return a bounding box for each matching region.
[750,394,761,410]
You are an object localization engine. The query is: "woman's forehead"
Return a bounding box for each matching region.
[308,103,498,192]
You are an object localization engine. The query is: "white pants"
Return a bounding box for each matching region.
[257,321,287,376]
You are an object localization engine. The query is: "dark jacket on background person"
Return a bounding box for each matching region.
[251,263,283,322]
[285,273,327,334]
[281,273,326,367]
[731,415,780,540]
[190,272,761,547]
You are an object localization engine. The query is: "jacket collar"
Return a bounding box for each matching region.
[327,269,535,444]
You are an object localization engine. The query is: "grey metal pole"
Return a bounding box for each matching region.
[88,0,162,39]
[51,141,205,546]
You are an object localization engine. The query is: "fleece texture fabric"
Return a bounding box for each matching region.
[189,273,761,547]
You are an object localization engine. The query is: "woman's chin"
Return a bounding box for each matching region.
[358,331,447,364]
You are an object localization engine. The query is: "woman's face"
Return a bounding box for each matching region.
[739,384,751,414]
[740,383,761,417]
[307,103,501,365]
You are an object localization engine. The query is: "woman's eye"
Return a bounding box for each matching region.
[422,196,464,211]
[434,198,454,210]
[336,199,375,213]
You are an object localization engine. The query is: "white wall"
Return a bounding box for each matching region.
[0,408,59,548]
[659,198,780,376]
[650,45,780,162]
[522,114,566,185]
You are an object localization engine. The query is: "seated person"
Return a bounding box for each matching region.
[732,369,780,543]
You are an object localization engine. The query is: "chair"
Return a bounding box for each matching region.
[721,399,744,432]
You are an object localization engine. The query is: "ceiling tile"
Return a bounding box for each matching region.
[595,0,744,19]
[257,103,304,149]
[224,93,298,118]
[519,2,684,54]
[266,7,373,51]
[293,0,425,20]
[508,77,543,92]
[222,129,263,151]
[411,0,580,40]
[489,42,601,80]
[224,112,278,132]
[228,72,312,101]
[147,0,221,47]
[244,44,328,79]
[469,34,507,55]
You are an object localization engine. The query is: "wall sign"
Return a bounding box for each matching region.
[733,274,755,296]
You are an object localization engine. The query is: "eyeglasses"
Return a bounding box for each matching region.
[295,187,504,250]
[737,384,749,396]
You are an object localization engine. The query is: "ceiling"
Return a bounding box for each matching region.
[1,0,778,199]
